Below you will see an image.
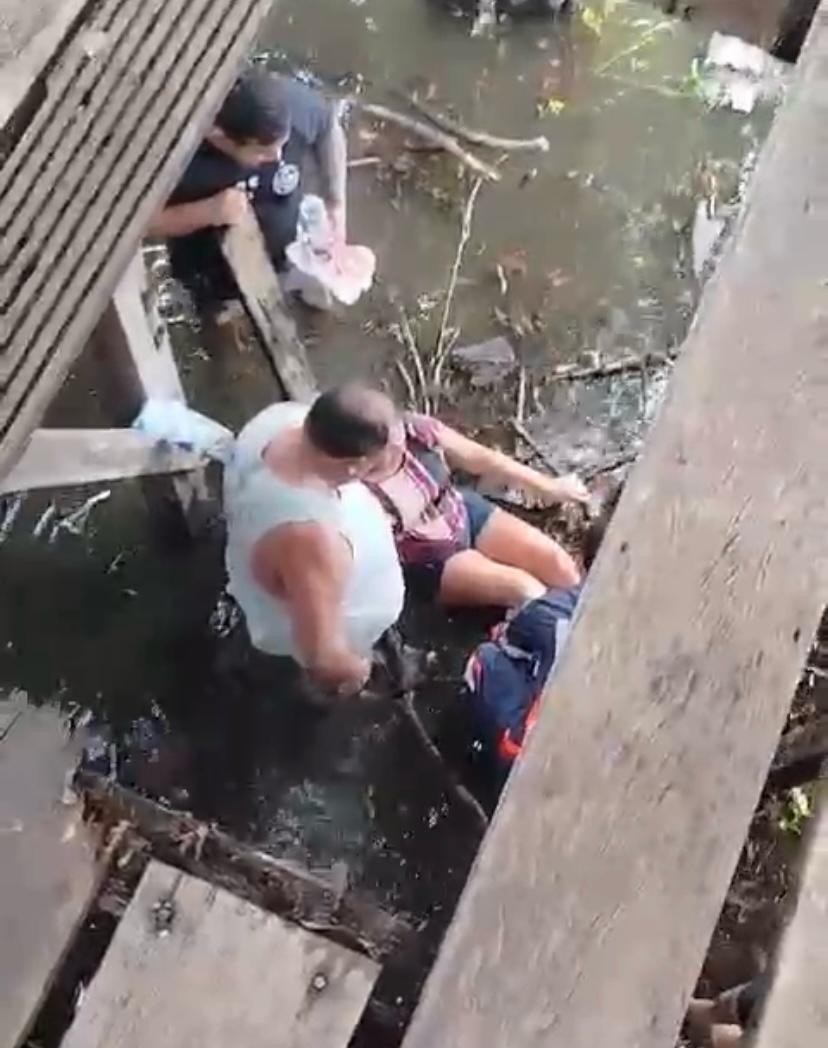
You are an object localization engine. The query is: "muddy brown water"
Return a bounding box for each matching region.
[0,0,790,1039]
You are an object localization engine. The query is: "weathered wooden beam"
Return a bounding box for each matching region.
[220,211,318,403]
[752,796,828,1048]
[93,253,209,531]
[401,6,828,1048]
[0,428,202,495]
[60,860,380,1048]
[76,770,412,963]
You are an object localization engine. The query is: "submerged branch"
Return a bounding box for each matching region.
[399,694,489,831]
[406,95,550,153]
[548,352,671,384]
[433,176,485,398]
[359,102,501,182]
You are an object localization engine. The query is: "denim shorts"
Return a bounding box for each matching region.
[403,488,495,600]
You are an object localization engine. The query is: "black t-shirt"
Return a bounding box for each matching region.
[168,76,334,288]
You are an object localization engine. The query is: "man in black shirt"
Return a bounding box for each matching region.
[149,68,348,307]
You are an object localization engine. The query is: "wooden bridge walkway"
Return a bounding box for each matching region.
[1,0,827,1045]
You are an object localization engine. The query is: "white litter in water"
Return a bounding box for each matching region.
[701,32,791,114]
[0,494,25,543]
[133,399,235,465]
[49,490,111,542]
[32,502,56,540]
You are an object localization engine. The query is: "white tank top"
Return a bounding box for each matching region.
[224,402,404,659]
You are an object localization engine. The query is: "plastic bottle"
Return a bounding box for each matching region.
[297,195,333,260]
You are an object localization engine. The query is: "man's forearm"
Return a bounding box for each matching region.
[319,117,348,219]
[147,199,217,238]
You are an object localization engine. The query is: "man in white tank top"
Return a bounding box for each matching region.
[224,385,404,697]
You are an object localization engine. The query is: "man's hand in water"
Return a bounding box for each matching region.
[308,649,371,697]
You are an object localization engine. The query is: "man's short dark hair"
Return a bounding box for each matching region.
[305,385,395,459]
[216,69,292,145]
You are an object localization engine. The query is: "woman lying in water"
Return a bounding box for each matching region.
[359,392,587,608]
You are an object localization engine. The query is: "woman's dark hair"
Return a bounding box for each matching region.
[216,69,292,145]
[305,385,395,459]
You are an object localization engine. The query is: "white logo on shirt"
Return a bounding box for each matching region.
[271,163,300,197]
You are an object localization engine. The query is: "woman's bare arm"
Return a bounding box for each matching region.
[433,420,588,504]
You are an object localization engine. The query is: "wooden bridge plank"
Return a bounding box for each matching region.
[221,212,318,403]
[401,6,828,1048]
[1,0,220,355]
[0,0,129,229]
[0,0,182,325]
[0,695,99,1048]
[0,0,87,127]
[0,0,273,477]
[753,798,828,1048]
[60,860,380,1048]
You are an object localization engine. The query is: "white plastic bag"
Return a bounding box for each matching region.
[701,32,790,114]
[284,195,376,309]
[133,400,235,465]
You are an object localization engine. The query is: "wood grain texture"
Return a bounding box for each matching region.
[0,0,87,126]
[60,860,380,1048]
[0,428,202,495]
[77,771,413,962]
[0,694,99,1048]
[220,212,318,403]
[753,797,828,1048]
[0,0,273,477]
[401,7,828,1048]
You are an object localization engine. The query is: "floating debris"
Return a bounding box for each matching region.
[32,503,56,540]
[691,199,726,279]
[451,336,517,387]
[0,493,25,543]
[49,490,112,542]
[700,33,791,115]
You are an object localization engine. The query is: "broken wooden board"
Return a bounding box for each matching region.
[60,860,380,1048]
[753,796,828,1047]
[220,211,318,403]
[0,692,99,1048]
[0,429,202,495]
[401,5,828,1048]
[0,0,274,479]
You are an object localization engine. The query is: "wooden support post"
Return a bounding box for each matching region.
[753,796,828,1048]
[400,5,828,1048]
[220,211,318,403]
[93,253,209,536]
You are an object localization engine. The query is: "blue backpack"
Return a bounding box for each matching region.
[462,586,580,769]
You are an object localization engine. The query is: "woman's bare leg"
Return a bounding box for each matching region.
[438,549,546,609]
[474,507,581,589]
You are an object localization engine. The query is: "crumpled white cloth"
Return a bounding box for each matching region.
[284,195,376,308]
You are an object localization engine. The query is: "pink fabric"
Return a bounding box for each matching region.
[368,415,468,565]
